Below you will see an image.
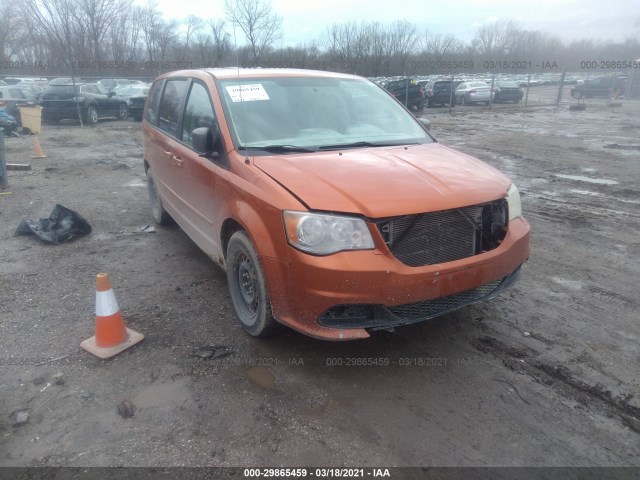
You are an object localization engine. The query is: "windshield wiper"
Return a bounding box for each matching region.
[238,144,316,153]
[318,141,418,150]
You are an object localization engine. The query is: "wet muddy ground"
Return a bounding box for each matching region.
[1,97,639,467]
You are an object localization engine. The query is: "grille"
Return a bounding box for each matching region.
[377,201,506,267]
[389,279,502,321]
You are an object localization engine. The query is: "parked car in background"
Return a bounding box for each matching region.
[455,81,494,105]
[570,75,626,99]
[493,81,524,103]
[422,79,454,107]
[114,85,150,120]
[42,78,129,124]
[15,82,45,101]
[98,78,133,92]
[384,78,425,111]
[142,68,529,341]
[0,85,40,126]
[2,78,23,85]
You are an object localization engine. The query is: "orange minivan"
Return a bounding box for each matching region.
[142,69,530,340]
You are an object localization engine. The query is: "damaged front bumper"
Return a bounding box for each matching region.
[318,265,522,330]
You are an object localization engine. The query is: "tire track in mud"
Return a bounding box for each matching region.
[472,336,640,434]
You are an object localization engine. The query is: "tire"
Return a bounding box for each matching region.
[146,167,172,225]
[226,230,279,337]
[118,103,129,120]
[85,105,98,125]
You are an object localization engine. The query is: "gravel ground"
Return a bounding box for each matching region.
[0,96,639,469]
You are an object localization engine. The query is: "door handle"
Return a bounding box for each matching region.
[163,150,172,157]
[173,156,183,167]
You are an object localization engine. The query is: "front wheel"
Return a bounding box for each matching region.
[226,231,279,337]
[85,105,98,125]
[146,167,172,225]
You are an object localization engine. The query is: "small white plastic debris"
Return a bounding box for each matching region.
[523,332,531,337]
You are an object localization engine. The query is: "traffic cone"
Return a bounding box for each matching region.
[80,273,144,359]
[31,136,47,159]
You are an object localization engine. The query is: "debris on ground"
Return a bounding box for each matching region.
[15,204,91,244]
[6,163,32,171]
[52,373,65,386]
[192,345,230,360]
[137,224,156,233]
[116,400,136,419]
[10,410,29,427]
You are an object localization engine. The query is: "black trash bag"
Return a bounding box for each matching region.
[15,204,92,244]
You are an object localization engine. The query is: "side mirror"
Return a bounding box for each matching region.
[192,126,220,157]
[418,117,431,132]
[108,91,115,98]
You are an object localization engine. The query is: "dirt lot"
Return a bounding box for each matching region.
[1,97,639,469]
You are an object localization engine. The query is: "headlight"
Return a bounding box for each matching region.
[283,211,375,255]
[507,183,522,221]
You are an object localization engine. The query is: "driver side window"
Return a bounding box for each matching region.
[181,81,216,149]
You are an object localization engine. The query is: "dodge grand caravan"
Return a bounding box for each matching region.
[142,69,530,341]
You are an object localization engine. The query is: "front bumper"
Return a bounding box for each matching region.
[318,265,521,329]
[262,217,530,340]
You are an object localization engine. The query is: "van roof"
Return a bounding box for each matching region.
[161,68,364,81]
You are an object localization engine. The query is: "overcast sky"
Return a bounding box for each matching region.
[144,0,640,46]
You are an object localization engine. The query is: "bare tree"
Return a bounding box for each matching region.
[24,0,84,69]
[183,15,203,49]
[225,0,282,64]
[108,7,144,65]
[138,2,163,62]
[0,0,21,68]
[76,0,128,64]
[472,19,520,56]
[386,20,416,71]
[423,31,463,57]
[209,19,230,65]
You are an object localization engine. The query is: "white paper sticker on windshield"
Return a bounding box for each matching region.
[225,84,270,102]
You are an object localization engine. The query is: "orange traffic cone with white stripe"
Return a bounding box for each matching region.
[31,136,47,159]
[80,273,144,359]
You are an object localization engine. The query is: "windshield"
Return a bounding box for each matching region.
[218,76,432,151]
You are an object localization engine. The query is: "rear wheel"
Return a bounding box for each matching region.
[118,103,129,120]
[226,231,279,337]
[146,167,172,225]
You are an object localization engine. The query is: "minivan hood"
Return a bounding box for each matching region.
[253,143,510,218]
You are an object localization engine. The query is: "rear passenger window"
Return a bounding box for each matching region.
[158,79,188,136]
[181,82,216,148]
[145,79,164,125]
